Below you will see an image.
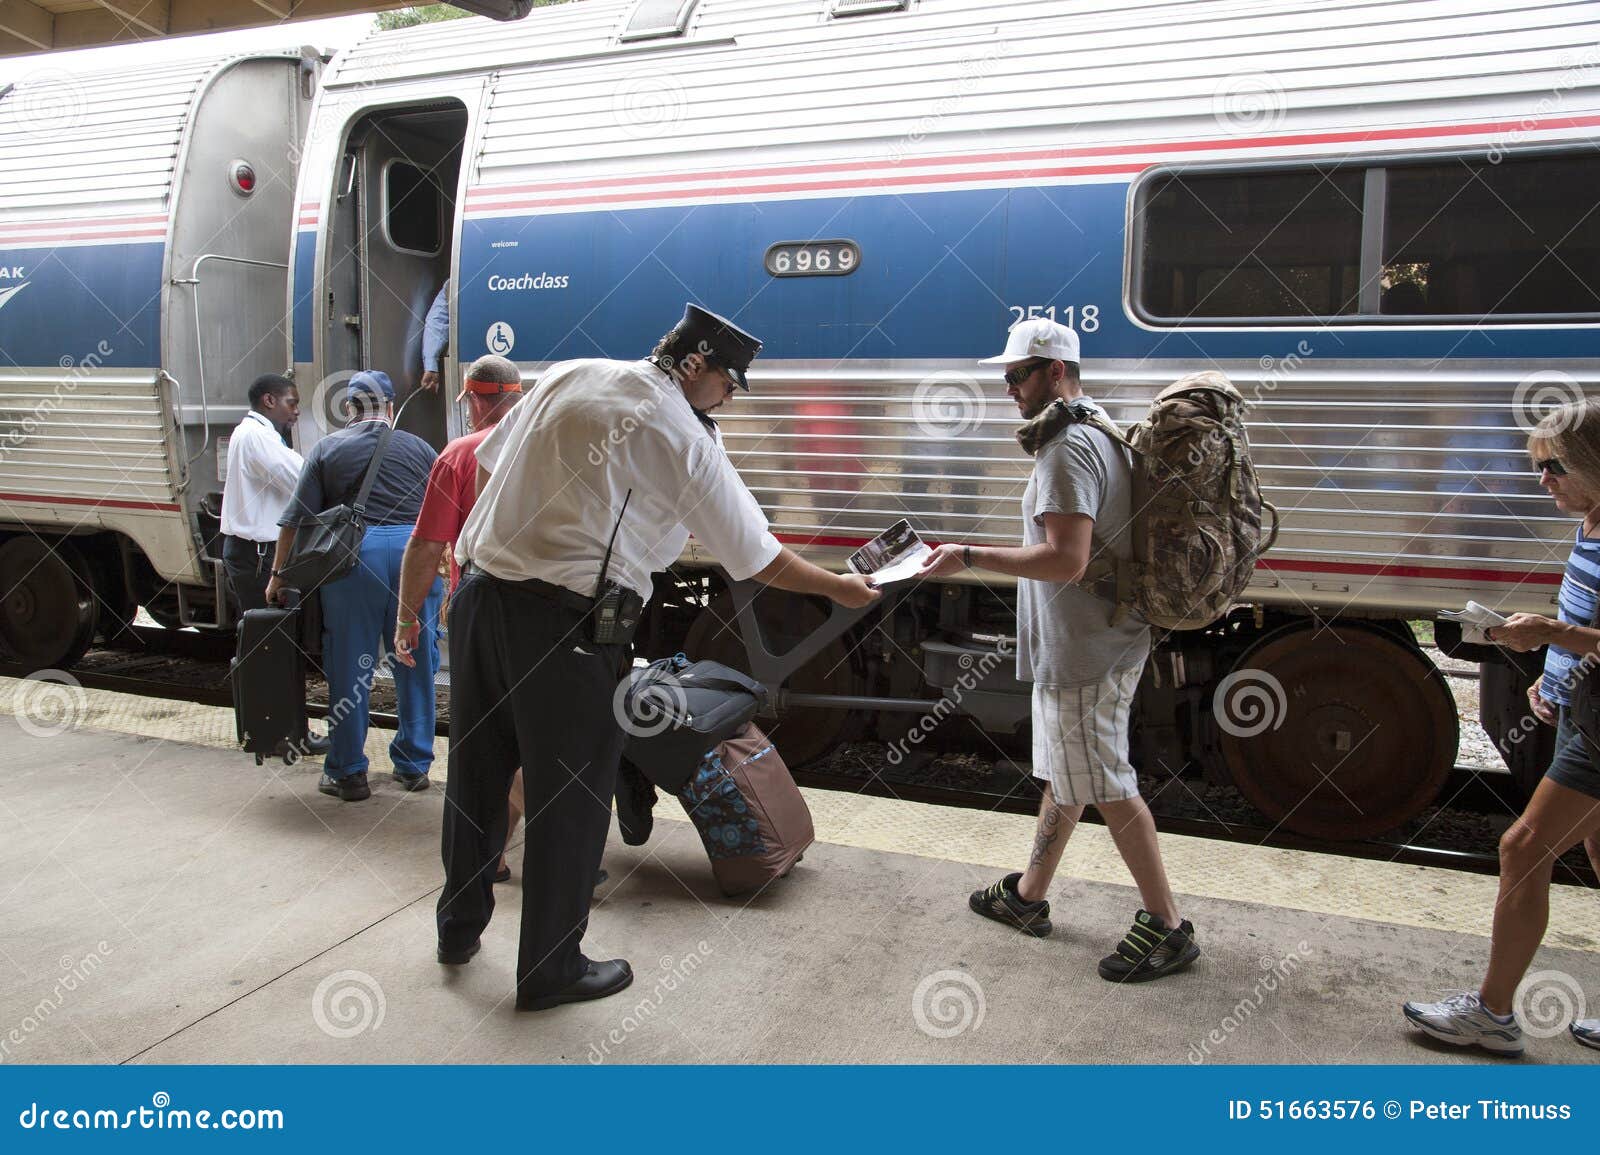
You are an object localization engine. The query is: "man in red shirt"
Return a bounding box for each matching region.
[394,354,524,880]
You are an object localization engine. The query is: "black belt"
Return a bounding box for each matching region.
[226,536,274,555]
[462,565,595,615]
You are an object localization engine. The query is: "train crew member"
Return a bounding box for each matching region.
[266,371,444,803]
[919,317,1199,982]
[1404,397,1600,1056]
[392,354,530,884]
[437,304,879,1012]
[419,279,450,393]
[221,374,304,614]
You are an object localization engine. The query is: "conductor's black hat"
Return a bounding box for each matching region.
[674,303,762,391]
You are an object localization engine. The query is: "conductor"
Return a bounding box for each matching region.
[436,304,879,1011]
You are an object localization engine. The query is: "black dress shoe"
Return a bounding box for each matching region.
[437,939,481,965]
[317,772,370,802]
[516,959,633,1012]
[302,731,331,755]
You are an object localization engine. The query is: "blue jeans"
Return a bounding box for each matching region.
[319,523,442,779]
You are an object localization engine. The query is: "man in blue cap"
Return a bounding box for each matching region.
[267,370,443,802]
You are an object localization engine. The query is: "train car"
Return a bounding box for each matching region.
[58,0,1579,842]
[0,49,321,663]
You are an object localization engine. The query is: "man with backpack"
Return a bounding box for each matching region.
[918,318,1200,983]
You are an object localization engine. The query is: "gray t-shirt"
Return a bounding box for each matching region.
[1015,399,1151,686]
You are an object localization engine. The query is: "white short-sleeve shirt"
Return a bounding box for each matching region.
[455,358,781,600]
[220,410,303,542]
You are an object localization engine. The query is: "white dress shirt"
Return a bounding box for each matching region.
[456,359,780,600]
[220,410,305,542]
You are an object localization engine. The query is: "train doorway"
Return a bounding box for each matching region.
[323,99,467,451]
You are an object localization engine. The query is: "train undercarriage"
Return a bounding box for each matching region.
[0,531,1554,845]
[637,567,1554,843]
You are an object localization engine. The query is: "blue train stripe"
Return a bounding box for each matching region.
[0,241,164,369]
[454,184,1598,365]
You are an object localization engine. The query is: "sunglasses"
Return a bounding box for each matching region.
[1533,457,1568,477]
[1003,359,1049,389]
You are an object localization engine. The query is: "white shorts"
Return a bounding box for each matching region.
[1030,663,1143,806]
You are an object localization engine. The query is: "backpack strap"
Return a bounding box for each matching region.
[1052,405,1135,623]
[351,421,395,515]
[1078,410,1139,456]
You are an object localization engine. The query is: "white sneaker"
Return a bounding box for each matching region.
[1571,1019,1600,1051]
[1403,992,1524,1057]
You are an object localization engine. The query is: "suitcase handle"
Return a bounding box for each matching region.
[723,572,895,690]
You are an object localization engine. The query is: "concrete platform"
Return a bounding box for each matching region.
[1,688,1597,1065]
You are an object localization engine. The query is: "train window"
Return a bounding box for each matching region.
[384,160,442,256]
[620,0,699,41]
[1137,167,1365,320]
[1380,154,1600,317]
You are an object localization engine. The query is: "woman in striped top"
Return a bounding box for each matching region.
[1404,397,1600,1057]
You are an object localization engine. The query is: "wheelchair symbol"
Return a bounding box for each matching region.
[486,322,515,356]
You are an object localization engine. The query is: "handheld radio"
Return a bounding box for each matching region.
[589,489,644,645]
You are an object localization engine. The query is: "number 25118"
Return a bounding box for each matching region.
[1008,304,1099,332]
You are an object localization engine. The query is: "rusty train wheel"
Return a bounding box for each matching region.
[1216,623,1457,841]
[682,592,860,768]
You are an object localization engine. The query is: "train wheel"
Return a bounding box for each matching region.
[85,546,137,643]
[0,538,99,670]
[682,592,861,767]
[1216,622,1457,841]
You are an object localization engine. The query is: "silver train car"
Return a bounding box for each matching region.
[5,1,1597,841]
[0,50,320,654]
[287,0,1597,838]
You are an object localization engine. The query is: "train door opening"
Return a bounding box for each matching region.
[324,100,467,451]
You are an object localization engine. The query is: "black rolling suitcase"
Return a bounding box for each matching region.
[232,590,312,766]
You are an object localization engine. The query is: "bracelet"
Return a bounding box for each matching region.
[963,545,973,569]
[397,618,418,628]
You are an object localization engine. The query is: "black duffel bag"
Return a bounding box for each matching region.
[276,423,392,592]
[620,653,767,792]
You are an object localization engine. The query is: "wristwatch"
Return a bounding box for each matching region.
[963,545,973,568]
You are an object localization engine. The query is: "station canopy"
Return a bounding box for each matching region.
[0,1,533,59]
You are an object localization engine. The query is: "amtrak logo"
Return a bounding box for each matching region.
[0,282,28,312]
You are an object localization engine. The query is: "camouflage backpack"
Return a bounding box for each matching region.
[1077,371,1279,630]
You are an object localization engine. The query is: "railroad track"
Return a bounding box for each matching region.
[4,647,1594,889]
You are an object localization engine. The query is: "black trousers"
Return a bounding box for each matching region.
[222,535,274,613]
[436,573,628,998]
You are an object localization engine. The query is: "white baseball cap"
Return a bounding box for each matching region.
[979,317,1080,365]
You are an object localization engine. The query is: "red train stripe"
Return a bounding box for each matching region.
[0,213,169,234]
[467,161,1147,212]
[1256,557,1563,586]
[0,492,180,512]
[772,532,1564,586]
[0,230,168,245]
[463,112,1600,205]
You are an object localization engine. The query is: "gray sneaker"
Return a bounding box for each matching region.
[1403,991,1524,1057]
[1570,1018,1600,1051]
